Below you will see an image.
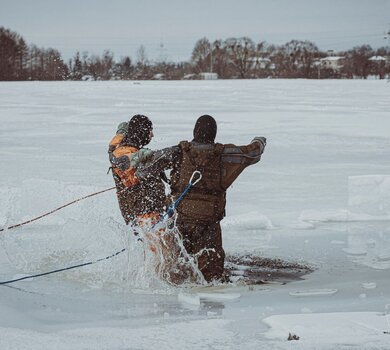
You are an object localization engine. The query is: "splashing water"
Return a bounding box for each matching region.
[132,216,206,287]
[0,181,206,293]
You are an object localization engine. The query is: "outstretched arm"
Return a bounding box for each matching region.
[136,146,180,180]
[221,137,266,189]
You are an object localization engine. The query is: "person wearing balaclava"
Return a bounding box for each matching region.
[136,115,267,283]
[108,114,167,225]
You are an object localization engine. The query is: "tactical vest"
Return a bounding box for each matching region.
[171,141,226,222]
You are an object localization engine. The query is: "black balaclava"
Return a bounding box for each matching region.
[123,114,153,148]
[193,115,217,144]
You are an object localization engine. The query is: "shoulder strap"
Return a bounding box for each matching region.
[179,140,191,152]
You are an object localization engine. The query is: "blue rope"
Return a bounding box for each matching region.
[0,249,126,285]
[164,182,193,219]
[160,170,202,220]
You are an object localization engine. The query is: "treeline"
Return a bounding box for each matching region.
[192,37,389,79]
[67,48,190,81]
[1,27,389,81]
[0,27,68,80]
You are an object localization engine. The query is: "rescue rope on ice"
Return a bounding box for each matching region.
[0,186,116,233]
[0,249,126,285]
[0,171,202,285]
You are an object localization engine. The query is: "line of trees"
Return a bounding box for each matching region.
[1,27,389,81]
[0,27,68,80]
[66,47,191,81]
[191,37,389,79]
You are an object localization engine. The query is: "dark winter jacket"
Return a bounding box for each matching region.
[108,128,167,224]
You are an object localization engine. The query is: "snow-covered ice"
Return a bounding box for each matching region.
[1,80,390,349]
[288,288,338,297]
[263,312,389,349]
[349,175,390,215]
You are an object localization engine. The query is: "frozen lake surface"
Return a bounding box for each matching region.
[0,80,390,349]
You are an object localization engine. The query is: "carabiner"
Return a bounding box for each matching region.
[189,170,202,186]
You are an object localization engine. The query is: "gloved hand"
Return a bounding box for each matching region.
[116,122,128,135]
[252,136,267,147]
[110,149,153,172]
[111,155,130,171]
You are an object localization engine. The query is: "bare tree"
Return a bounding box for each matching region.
[191,37,212,73]
[135,45,149,79]
[118,56,134,79]
[136,45,148,66]
[225,37,256,78]
[0,27,29,80]
[211,39,229,78]
[70,52,83,80]
[342,45,374,79]
[282,40,319,78]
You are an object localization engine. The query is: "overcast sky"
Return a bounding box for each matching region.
[1,0,389,62]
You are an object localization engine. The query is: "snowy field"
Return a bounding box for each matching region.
[0,79,390,349]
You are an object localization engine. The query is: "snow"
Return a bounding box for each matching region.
[0,319,236,350]
[197,292,241,301]
[369,56,387,61]
[362,282,377,290]
[0,79,390,349]
[288,289,338,297]
[348,175,390,215]
[320,56,344,61]
[178,292,201,306]
[263,312,389,349]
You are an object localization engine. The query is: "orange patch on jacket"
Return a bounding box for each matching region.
[109,134,124,147]
[112,141,140,187]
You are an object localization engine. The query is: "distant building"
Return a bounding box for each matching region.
[368,56,387,62]
[183,73,196,80]
[248,57,275,70]
[152,73,164,80]
[81,75,94,81]
[369,56,387,79]
[319,56,345,71]
[199,72,218,80]
[259,58,276,70]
